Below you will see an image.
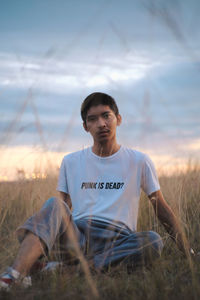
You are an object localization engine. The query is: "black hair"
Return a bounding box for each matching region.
[81,92,119,123]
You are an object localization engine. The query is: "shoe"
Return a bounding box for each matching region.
[0,267,32,291]
[41,261,63,272]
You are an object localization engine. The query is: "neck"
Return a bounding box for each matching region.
[92,140,120,157]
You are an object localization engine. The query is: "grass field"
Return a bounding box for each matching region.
[0,166,200,299]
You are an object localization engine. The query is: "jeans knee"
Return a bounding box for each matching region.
[42,197,59,208]
[148,231,163,255]
[42,197,71,217]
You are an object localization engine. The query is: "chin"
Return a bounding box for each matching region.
[99,137,112,143]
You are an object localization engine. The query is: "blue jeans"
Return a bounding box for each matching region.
[17,197,163,270]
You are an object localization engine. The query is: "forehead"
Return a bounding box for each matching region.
[86,104,113,116]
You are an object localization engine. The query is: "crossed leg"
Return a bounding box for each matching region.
[7,197,163,277]
[14,197,81,276]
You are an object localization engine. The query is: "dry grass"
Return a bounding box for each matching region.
[0,166,200,299]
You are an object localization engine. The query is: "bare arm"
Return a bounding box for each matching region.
[59,191,72,210]
[149,190,190,256]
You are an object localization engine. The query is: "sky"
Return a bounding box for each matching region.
[0,0,200,180]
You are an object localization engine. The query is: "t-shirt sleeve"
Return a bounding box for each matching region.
[56,157,69,194]
[141,154,160,196]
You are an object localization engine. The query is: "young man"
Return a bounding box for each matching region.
[0,92,192,289]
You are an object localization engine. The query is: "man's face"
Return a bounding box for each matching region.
[83,105,121,143]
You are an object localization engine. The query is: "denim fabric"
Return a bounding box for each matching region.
[17,197,163,270]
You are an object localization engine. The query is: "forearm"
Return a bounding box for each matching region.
[150,192,190,255]
[157,204,186,253]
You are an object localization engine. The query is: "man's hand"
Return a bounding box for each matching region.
[148,190,191,257]
[59,192,72,210]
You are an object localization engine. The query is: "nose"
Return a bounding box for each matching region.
[97,117,106,128]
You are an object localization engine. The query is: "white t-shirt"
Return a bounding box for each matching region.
[57,146,160,231]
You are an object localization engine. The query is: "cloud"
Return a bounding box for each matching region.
[0,48,200,166]
[0,51,159,94]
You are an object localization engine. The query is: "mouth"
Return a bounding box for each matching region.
[98,130,110,136]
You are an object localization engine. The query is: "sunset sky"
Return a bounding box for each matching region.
[0,0,200,180]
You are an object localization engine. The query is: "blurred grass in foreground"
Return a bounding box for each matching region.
[0,165,200,299]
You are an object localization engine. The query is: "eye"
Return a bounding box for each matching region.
[103,113,110,119]
[87,116,97,122]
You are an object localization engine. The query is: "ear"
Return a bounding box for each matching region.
[117,114,122,126]
[83,122,89,132]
